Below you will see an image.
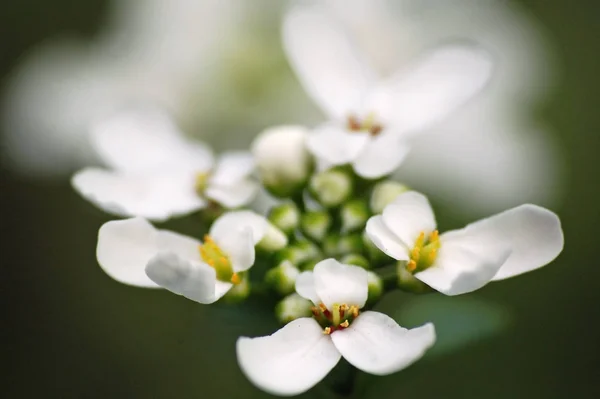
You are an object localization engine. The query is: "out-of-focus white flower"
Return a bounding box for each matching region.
[0,0,267,177]
[366,191,564,295]
[325,0,563,214]
[96,210,278,302]
[236,259,435,396]
[251,125,313,197]
[71,108,258,221]
[283,4,493,179]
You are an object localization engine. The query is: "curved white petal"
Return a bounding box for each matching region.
[96,218,160,287]
[365,216,409,261]
[446,204,563,281]
[366,44,493,133]
[283,4,375,119]
[214,227,255,273]
[382,191,436,247]
[91,107,214,173]
[209,151,255,186]
[145,252,230,304]
[72,168,206,221]
[295,271,320,305]
[236,317,341,396]
[415,233,511,296]
[352,131,411,179]
[209,210,268,245]
[331,312,435,375]
[313,259,368,309]
[96,217,201,288]
[205,179,258,209]
[307,124,370,166]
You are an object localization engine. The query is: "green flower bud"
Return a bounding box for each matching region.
[301,259,319,271]
[370,180,410,214]
[337,234,365,256]
[309,169,353,208]
[222,274,251,303]
[397,261,434,294]
[301,210,332,241]
[366,271,384,303]
[251,125,313,198]
[340,254,370,269]
[340,199,370,233]
[275,293,313,324]
[323,235,341,257]
[265,260,301,296]
[276,239,321,267]
[268,202,300,236]
[256,222,288,252]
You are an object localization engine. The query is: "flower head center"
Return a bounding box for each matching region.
[311,303,360,334]
[407,230,440,273]
[347,114,382,136]
[199,235,240,284]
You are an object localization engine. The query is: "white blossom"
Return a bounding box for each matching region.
[366,191,564,295]
[236,259,435,396]
[283,4,493,179]
[72,108,258,221]
[96,210,275,303]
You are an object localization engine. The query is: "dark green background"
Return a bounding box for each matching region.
[2,1,599,398]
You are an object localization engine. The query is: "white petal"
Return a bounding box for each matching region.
[366,44,493,133]
[295,271,321,305]
[145,252,230,304]
[283,4,375,119]
[450,204,564,281]
[209,210,268,245]
[415,233,511,296]
[313,259,368,309]
[236,318,341,396]
[96,218,160,287]
[331,312,435,375]
[214,227,255,273]
[209,151,255,186]
[96,217,201,288]
[352,131,411,179]
[365,216,409,261]
[72,168,206,221]
[382,191,436,247]
[307,124,370,166]
[90,107,214,173]
[205,179,258,209]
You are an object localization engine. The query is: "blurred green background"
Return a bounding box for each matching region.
[2,0,599,398]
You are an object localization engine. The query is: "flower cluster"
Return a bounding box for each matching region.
[72,5,564,397]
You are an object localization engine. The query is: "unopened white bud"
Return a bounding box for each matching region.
[251,125,313,198]
[275,293,313,324]
[265,260,301,296]
[309,169,353,208]
[257,222,288,252]
[268,202,300,236]
[370,181,410,214]
[340,199,370,233]
[301,210,332,241]
[367,271,383,303]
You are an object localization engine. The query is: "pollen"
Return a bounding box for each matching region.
[198,235,235,283]
[195,172,210,194]
[407,230,441,273]
[346,113,383,136]
[312,302,360,334]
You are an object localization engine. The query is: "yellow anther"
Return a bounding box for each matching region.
[407,260,417,272]
[323,327,332,335]
[430,230,439,241]
[415,231,425,247]
[319,303,328,312]
[231,273,241,285]
[198,235,234,283]
[350,306,359,318]
[340,320,349,328]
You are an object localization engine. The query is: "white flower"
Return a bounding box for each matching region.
[325,0,562,214]
[96,210,276,303]
[236,259,435,396]
[366,191,564,295]
[251,125,313,197]
[72,108,258,221]
[283,4,493,179]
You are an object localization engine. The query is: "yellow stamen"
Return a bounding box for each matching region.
[323,327,332,335]
[231,273,241,285]
[407,260,417,272]
[340,320,350,328]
